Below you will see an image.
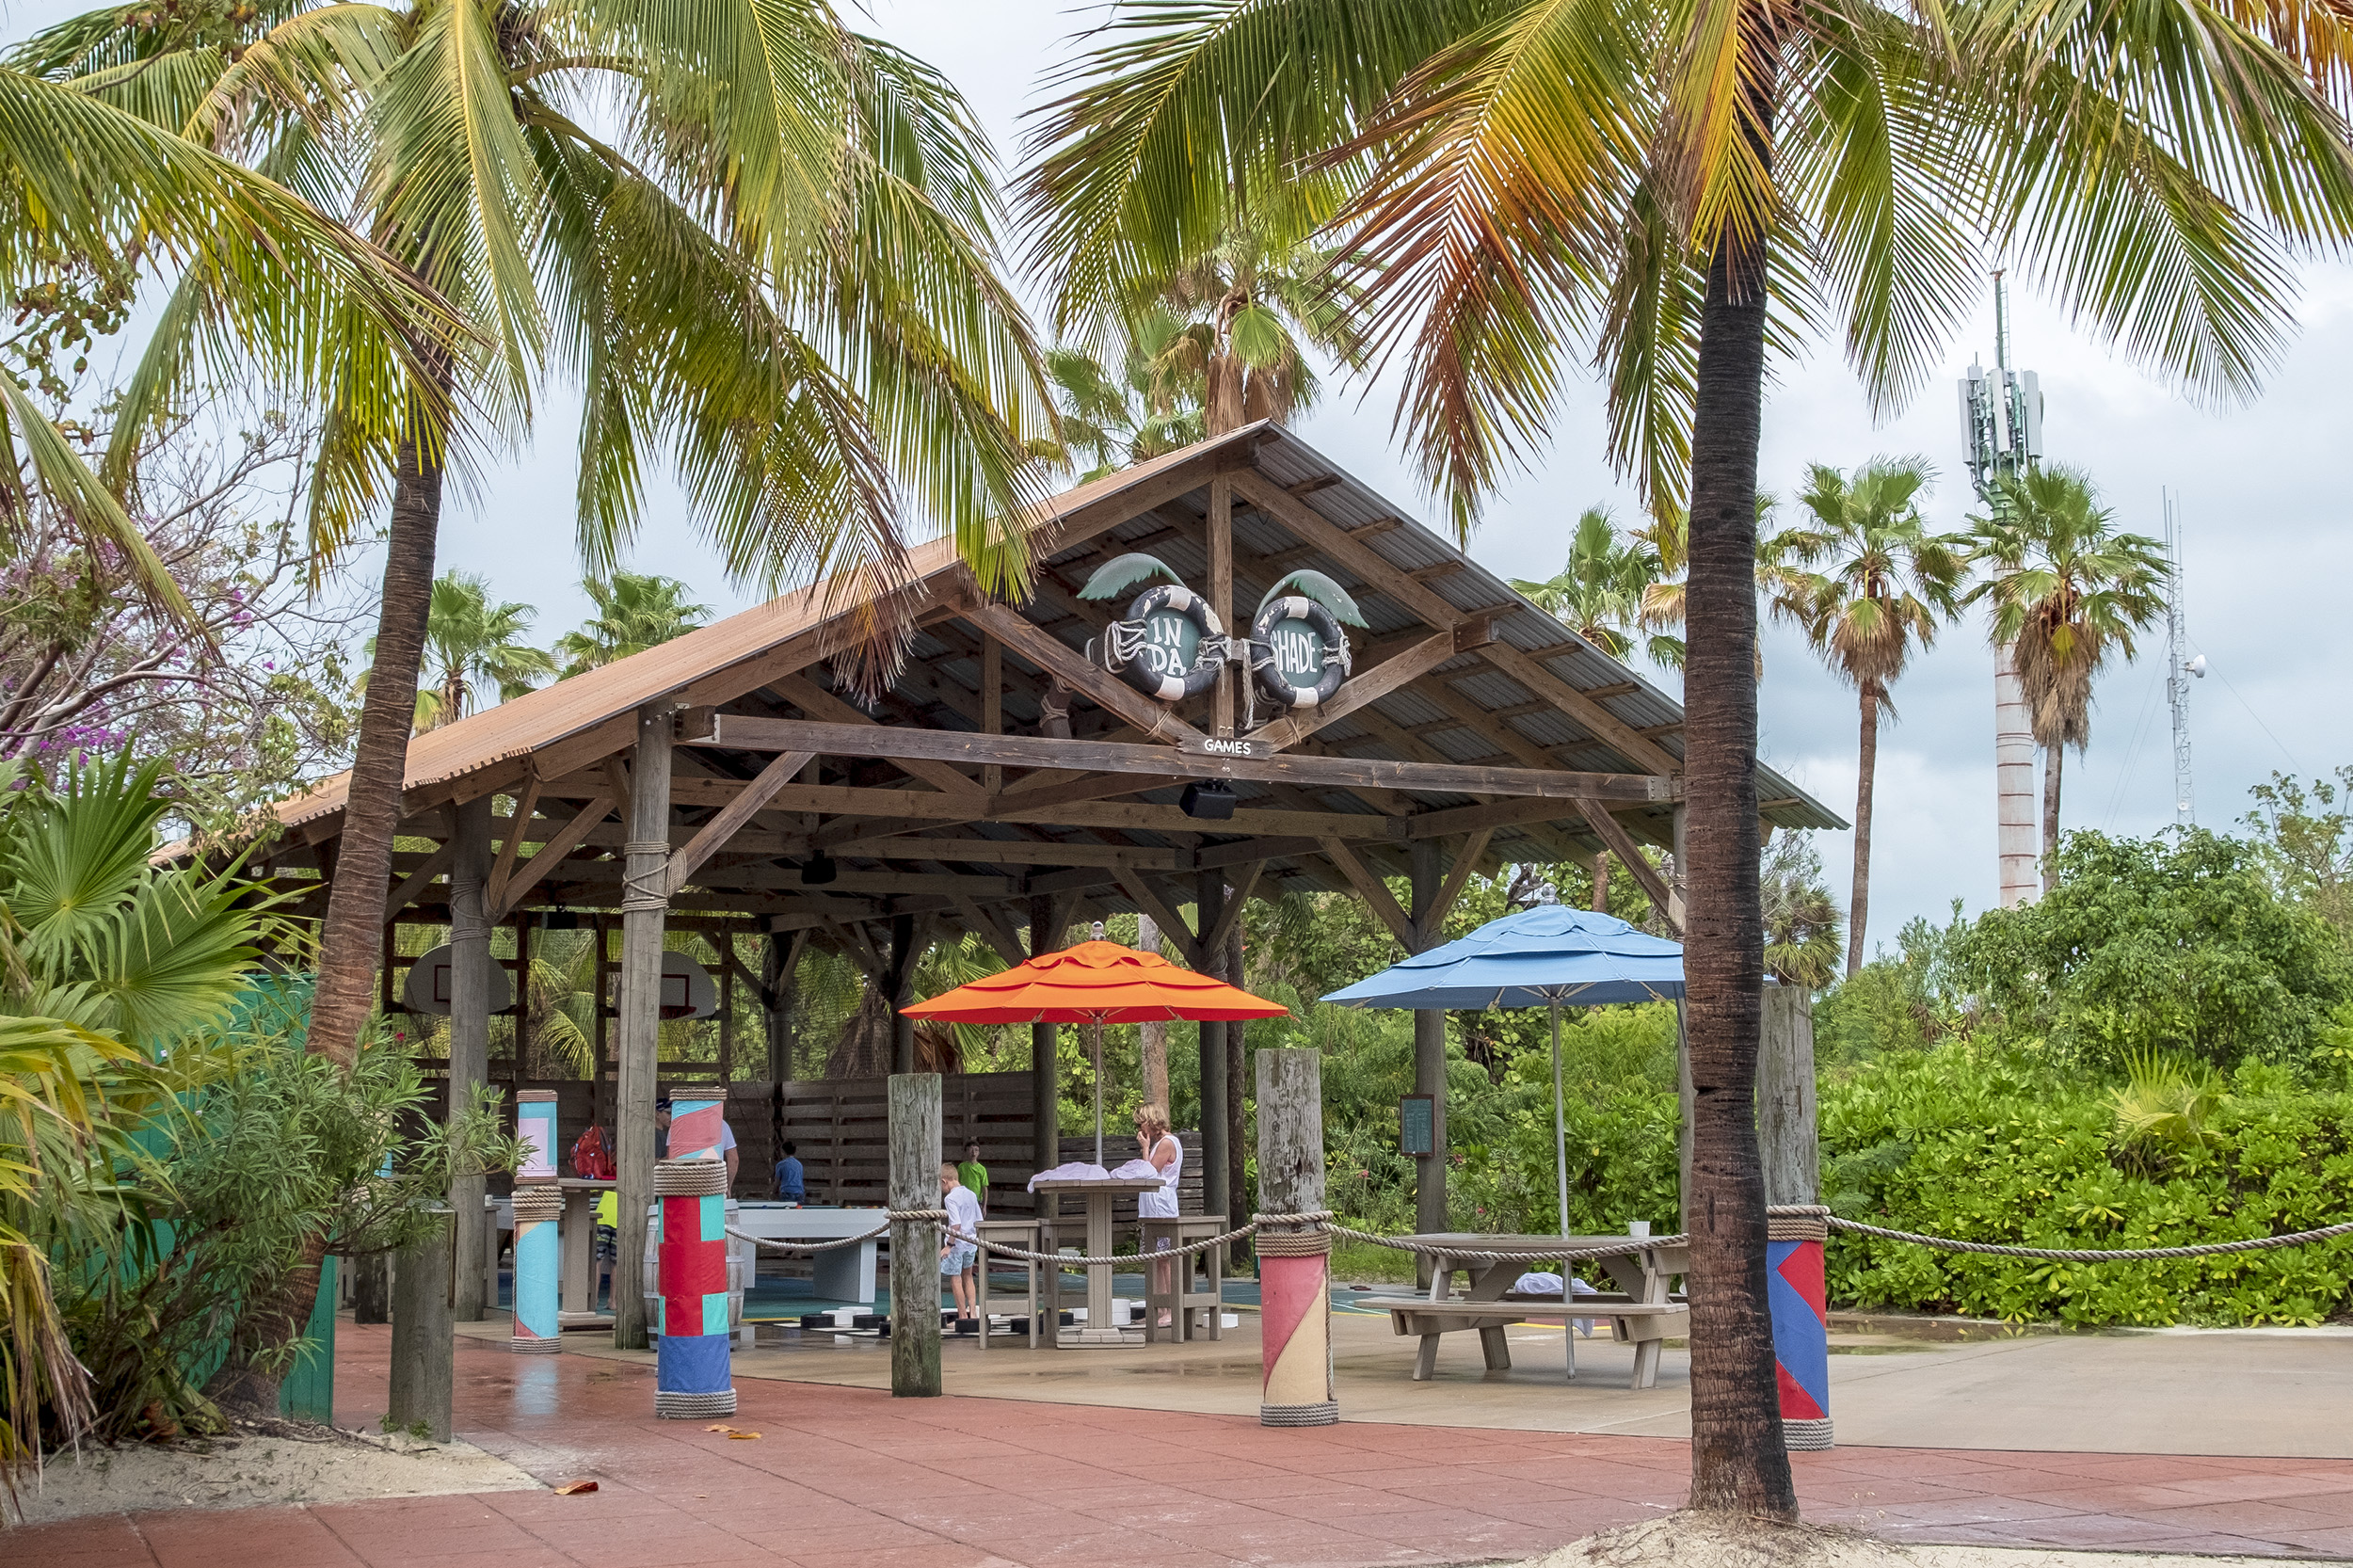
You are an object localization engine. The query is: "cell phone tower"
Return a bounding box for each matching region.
[2163,490,2204,825]
[1960,270,2043,906]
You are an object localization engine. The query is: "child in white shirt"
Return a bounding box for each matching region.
[939,1160,984,1334]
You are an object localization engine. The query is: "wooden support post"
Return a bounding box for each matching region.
[351,1254,390,1324]
[983,636,1004,792]
[1670,803,1689,931]
[1209,473,1235,738]
[888,1073,943,1397]
[1676,1001,1694,1230]
[718,938,735,1086]
[764,932,793,1082]
[448,796,493,1323]
[1408,840,1449,1244]
[1226,918,1248,1272]
[1195,871,1228,1227]
[1255,1048,1335,1425]
[1759,984,1819,1206]
[613,702,675,1352]
[593,916,612,1130]
[388,1208,454,1442]
[514,913,533,1079]
[1029,896,1059,1183]
[888,913,919,1075]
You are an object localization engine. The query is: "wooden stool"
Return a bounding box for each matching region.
[1034,1204,1093,1348]
[974,1219,1042,1351]
[1141,1215,1225,1343]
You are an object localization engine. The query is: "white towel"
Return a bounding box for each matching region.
[1026,1161,1111,1191]
[1108,1159,1160,1181]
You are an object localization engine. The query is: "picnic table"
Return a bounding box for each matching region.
[1030,1176,1167,1346]
[1358,1233,1689,1387]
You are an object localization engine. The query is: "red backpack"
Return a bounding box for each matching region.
[570,1126,616,1181]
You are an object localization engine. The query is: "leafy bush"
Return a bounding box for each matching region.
[1821,1045,2353,1325]
[1953,829,2351,1072]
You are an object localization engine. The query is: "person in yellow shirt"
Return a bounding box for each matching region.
[594,1189,619,1309]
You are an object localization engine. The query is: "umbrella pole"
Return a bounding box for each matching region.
[1092,1017,1105,1167]
[1552,1000,1575,1382]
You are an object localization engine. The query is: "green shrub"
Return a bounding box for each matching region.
[1821,1045,2353,1325]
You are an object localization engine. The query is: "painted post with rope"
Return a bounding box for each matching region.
[652,1158,735,1417]
[1766,1205,1833,1449]
[1256,1048,1336,1427]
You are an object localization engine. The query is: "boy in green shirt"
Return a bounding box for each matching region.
[957,1140,988,1216]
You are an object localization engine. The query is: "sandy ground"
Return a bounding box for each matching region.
[1521,1514,2315,1568]
[9,1422,541,1526]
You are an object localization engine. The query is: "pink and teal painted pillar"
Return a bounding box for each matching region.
[1257,1048,1337,1427]
[1767,1205,1833,1449]
[652,1158,735,1418]
[510,1091,562,1353]
[668,1096,725,1162]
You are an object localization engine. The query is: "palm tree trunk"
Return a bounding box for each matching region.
[1848,680,1881,977]
[306,430,447,1066]
[1681,212,1797,1518]
[2041,744,2062,896]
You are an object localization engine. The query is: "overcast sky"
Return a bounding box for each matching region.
[23,0,2352,954]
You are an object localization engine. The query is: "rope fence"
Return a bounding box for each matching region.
[725,1206,2353,1270]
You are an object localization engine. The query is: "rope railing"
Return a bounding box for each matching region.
[723,1206,2353,1271]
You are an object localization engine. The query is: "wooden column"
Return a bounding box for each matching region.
[514,912,534,1080]
[1226,919,1248,1267]
[982,636,1003,792]
[1255,1048,1335,1425]
[718,937,735,1086]
[1029,896,1059,1182]
[612,705,674,1351]
[888,912,919,1075]
[1758,984,1819,1206]
[1195,871,1228,1224]
[592,915,612,1130]
[1676,1001,1694,1229]
[1209,473,1236,737]
[388,1208,454,1442]
[350,1254,390,1324]
[888,1073,943,1397]
[447,795,492,1322]
[764,932,793,1082]
[1669,803,1689,930]
[1407,839,1449,1239]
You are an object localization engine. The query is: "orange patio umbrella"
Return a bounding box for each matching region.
[904,939,1288,1163]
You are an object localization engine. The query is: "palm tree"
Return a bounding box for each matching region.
[1021,0,2353,1517]
[22,0,1055,1071]
[360,570,553,732]
[1968,469,2168,892]
[1634,498,1802,677]
[1771,460,1964,976]
[1760,835,1843,989]
[1512,507,1665,663]
[1045,336,1207,481]
[554,573,714,680]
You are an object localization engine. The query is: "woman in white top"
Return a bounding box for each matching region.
[1134,1104,1182,1326]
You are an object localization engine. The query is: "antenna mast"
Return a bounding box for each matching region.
[2164,491,2198,825]
[1962,269,2044,905]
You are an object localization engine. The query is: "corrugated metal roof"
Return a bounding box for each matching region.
[257,424,1842,846]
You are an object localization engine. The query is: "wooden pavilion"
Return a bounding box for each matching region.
[232,422,1839,1341]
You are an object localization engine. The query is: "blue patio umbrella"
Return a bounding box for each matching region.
[1323,904,1686,1378]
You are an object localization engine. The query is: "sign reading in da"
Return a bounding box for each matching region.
[1138,607,1201,680]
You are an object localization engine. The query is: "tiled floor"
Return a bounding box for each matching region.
[16,1325,2353,1566]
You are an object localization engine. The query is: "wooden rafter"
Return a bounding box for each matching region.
[1112,868,1195,947]
[485,773,543,913]
[382,840,453,923]
[1424,828,1495,941]
[1249,626,1487,754]
[663,749,816,898]
[1317,838,1415,946]
[1578,801,1679,935]
[1202,859,1264,953]
[489,792,616,920]
[960,598,1204,744]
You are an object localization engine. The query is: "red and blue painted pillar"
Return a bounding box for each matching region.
[1767,1205,1833,1450]
[653,1159,735,1418]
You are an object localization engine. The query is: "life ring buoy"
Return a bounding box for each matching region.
[1250,596,1351,710]
[1091,583,1225,701]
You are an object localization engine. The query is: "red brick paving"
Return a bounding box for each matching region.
[14,1324,2353,1565]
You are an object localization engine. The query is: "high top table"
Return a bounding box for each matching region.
[730,1204,888,1304]
[1030,1176,1168,1347]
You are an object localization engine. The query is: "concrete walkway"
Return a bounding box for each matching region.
[16,1320,2353,1566]
[628,1304,2353,1459]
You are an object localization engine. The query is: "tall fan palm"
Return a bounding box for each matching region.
[22,0,1054,1069]
[1512,506,1665,663]
[361,570,553,731]
[1019,0,2353,1515]
[1772,459,1963,976]
[553,572,713,679]
[1045,323,1207,481]
[1968,469,2167,892]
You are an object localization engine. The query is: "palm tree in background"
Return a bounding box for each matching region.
[1622,499,1800,677]
[554,573,714,679]
[1024,0,2353,1512]
[1760,834,1844,989]
[1046,310,1209,480]
[1968,469,2168,892]
[1772,460,1964,976]
[360,570,553,732]
[20,0,1055,1072]
[1512,507,1667,664]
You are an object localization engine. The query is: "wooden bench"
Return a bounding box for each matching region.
[1369,1235,1690,1387]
